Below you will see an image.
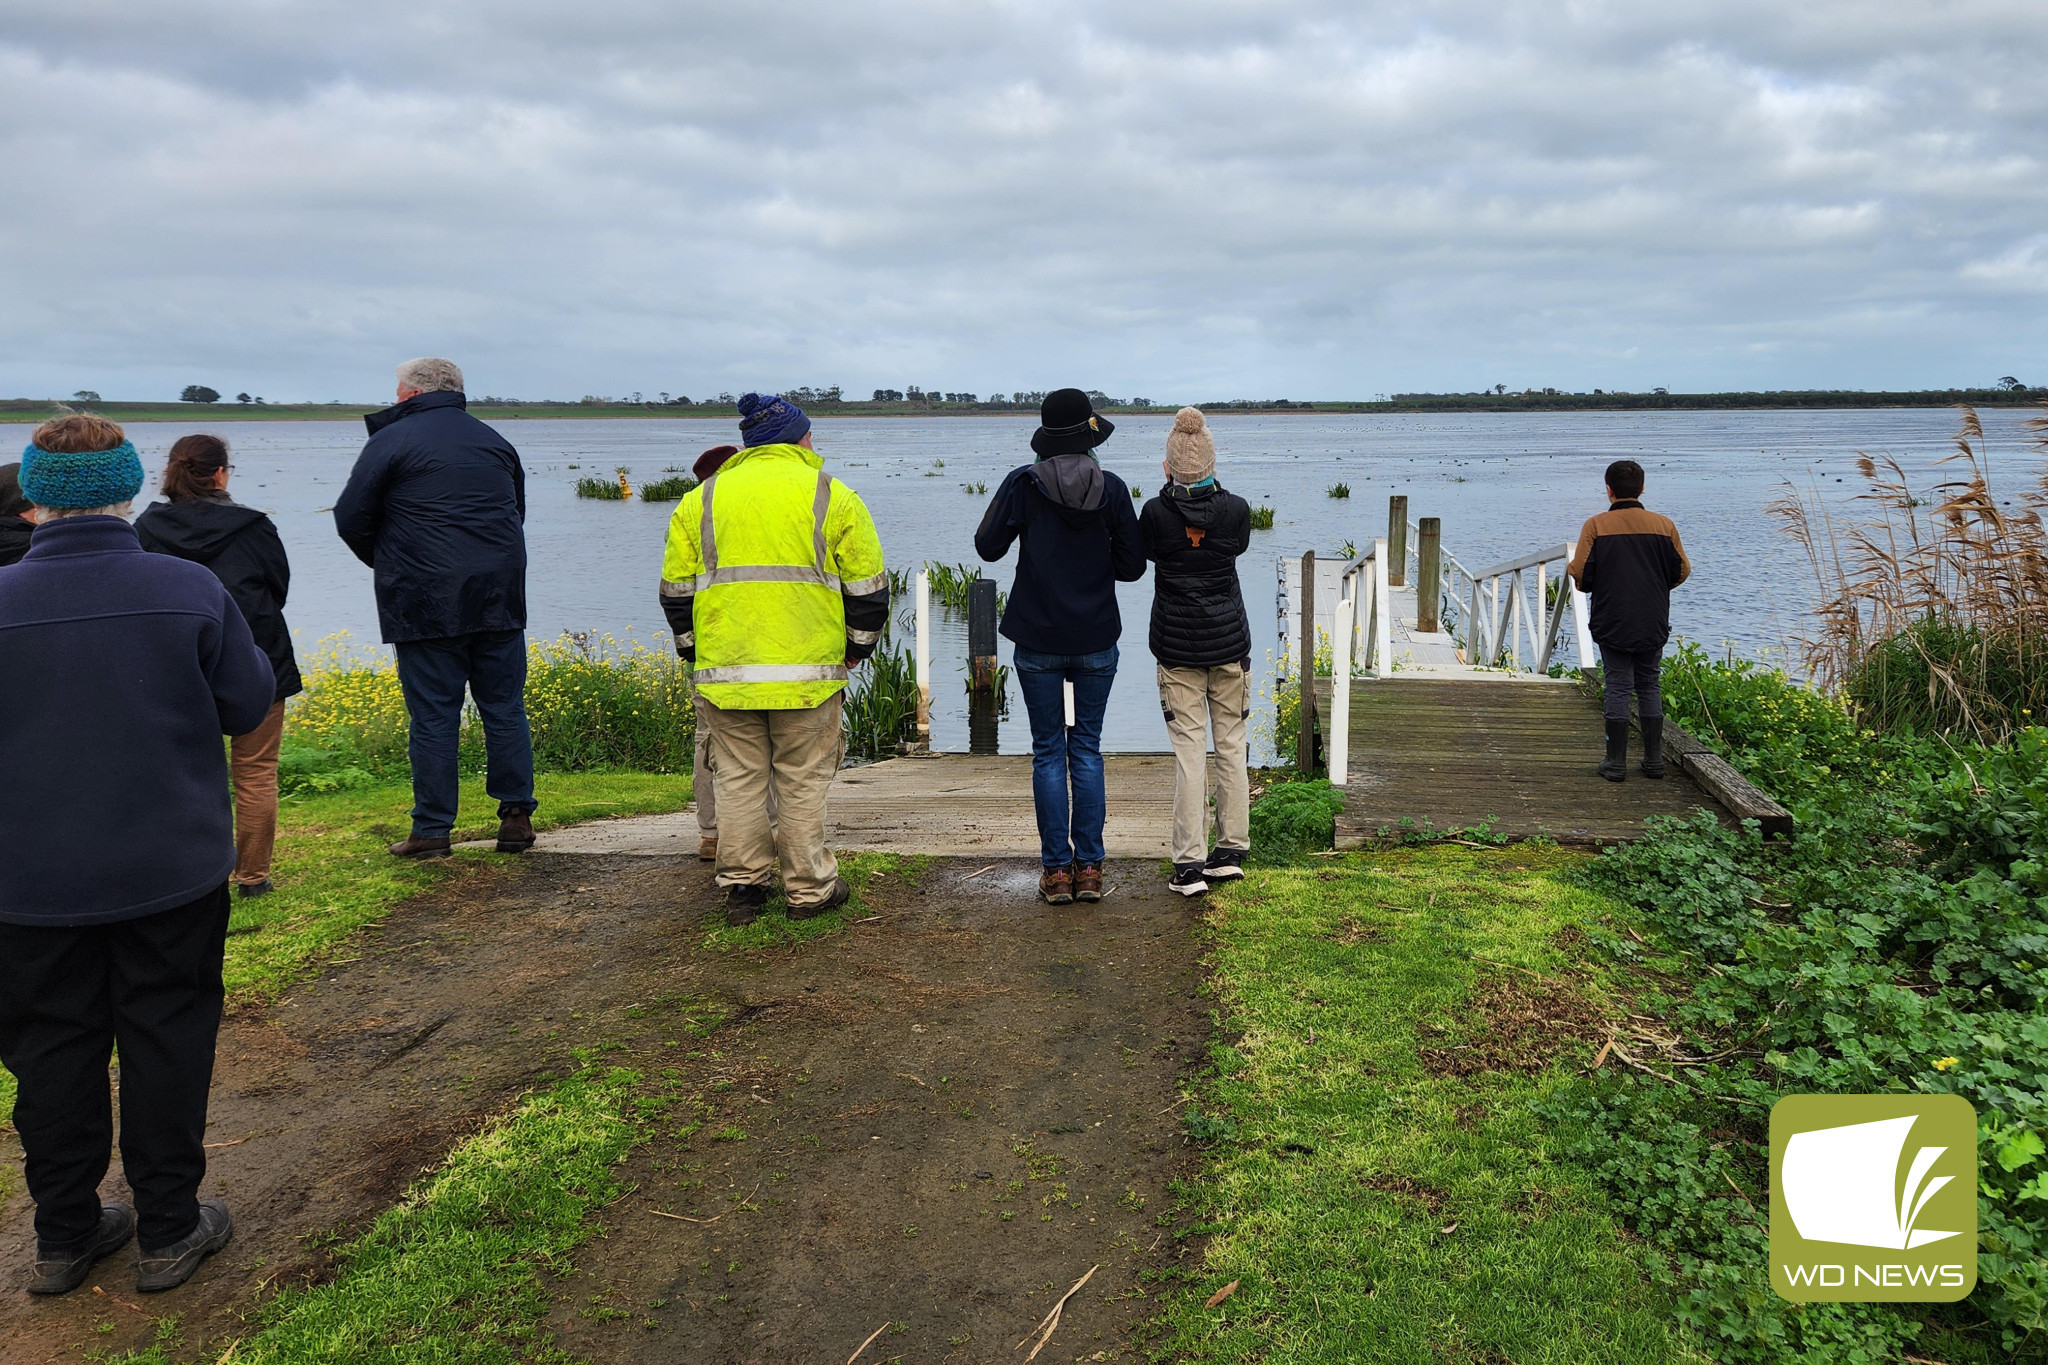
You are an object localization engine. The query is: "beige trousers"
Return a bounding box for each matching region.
[698,692,843,905]
[230,700,287,885]
[691,683,774,839]
[1156,663,1252,866]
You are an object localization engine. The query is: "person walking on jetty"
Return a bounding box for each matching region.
[0,462,35,566]
[975,388,1146,905]
[1567,458,1691,782]
[137,436,303,898]
[659,395,888,924]
[1141,408,1252,897]
[335,358,538,859]
[0,415,274,1296]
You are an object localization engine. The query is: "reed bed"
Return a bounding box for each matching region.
[574,475,624,500]
[1248,505,1276,530]
[921,560,1006,616]
[842,641,922,761]
[638,474,698,503]
[1774,405,2048,741]
[1325,482,1350,500]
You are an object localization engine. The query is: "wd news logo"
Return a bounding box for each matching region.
[1770,1094,1977,1302]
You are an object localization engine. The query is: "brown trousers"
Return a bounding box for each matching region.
[230,701,286,886]
[698,692,843,906]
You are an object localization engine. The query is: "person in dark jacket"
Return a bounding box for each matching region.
[1140,408,1253,896]
[137,435,303,898]
[974,388,1146,904]
[1567,458,1691,782]
[0,462,34,566]
[334,358,536,858]
[0,415,273,1298]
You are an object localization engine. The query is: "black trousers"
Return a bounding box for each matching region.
[0,885,229,1251]
[1599,645,1664,722]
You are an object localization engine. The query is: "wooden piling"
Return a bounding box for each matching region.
[1298,550,1317,772]
[967,578,998,690]
[1416,517,1442,633]
[1387,496,1408,586]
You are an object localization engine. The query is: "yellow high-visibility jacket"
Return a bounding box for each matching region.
[658,443,889,710]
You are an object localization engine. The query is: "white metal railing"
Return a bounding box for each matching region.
[1463,543,1596,673]
[1326,539,1392,785]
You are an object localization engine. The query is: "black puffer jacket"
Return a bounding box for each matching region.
[136,494,304,702]
[1140,481,1252,668]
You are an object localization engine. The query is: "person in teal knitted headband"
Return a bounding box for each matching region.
[19,438,146,510]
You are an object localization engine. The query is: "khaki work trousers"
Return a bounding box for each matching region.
[698,692,843,906]
[1156,663,1252,867]
[230,700,286,886]
[691,683,775,839]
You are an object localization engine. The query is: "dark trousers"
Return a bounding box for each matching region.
[0,885,230,1251]
[394,629,537,839]
[1599,646,1664,722]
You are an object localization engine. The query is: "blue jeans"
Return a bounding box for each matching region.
[1012,646,1118,868]
[394,629,537,838]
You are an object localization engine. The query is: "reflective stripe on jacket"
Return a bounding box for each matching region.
[658,443,888,710]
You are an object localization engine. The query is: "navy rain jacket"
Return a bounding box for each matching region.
[334,390,527,643]
[974,452,1146,655]
[0,516,274,926]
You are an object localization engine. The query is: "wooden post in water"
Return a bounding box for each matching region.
[1386,496,1408,586]
[1416,517,1443,633]
[1298,550,1317,773]
[967,578,998,690]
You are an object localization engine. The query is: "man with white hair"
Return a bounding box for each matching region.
[334,359,537,858]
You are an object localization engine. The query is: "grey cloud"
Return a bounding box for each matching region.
[1,0,2045,401]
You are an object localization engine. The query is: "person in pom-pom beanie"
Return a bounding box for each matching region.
[0,414,274,1295]
[1140,407,1254,897]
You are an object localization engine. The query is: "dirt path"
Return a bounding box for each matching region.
[1,853,1210,1364]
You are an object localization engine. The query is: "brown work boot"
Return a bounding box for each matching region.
[698,836,718,862]
[1074,863,1104,902]
[1039,865,1074,905]
[496,811,536,853]
[388,834,452,860]
[787,877,852,922]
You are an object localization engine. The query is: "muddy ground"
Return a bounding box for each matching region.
[1,853,1212,1364]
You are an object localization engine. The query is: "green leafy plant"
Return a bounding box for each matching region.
[1248,779,1346,858]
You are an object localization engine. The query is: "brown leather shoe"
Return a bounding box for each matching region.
[698,836,718,862]
[388,835,452,860]
[1039,865,1074,905]
[1074,863,1104,902]
[496,811,536,853]
[787,877,852,921]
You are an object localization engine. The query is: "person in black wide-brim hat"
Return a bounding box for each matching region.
[975,388,1146,906]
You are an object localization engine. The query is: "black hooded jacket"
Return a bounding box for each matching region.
[0,516,31,568]
[1140,481,1252,667]
[333,390,526,643]
[136,494,303,702]
[974,452,1146,655]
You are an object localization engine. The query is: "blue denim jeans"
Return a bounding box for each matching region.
[394,629,537,838]
[1012,646,1118,867]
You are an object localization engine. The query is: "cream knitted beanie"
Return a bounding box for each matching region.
[1164,406,1215,484]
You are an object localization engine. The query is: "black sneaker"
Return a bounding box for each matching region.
[236,879,273,899]
[1202,848,1247,881]
[787,877,852,922]
[724,883,770,926]
[27,1202,134,1295]
[135,1198,232,1293]
[1169,864,1209,897]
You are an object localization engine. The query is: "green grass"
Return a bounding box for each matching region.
[0,771,688,1138]
[1153,845,1678,1363]
[697,852,934,952]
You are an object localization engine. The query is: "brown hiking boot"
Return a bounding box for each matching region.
[1074,863,1104,902]
[496,811,536,853]
[787,877,852,922]
[1040,865,1074,905]
[388,835,452,860]
[698,836,718,862]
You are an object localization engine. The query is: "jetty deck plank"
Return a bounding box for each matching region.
[1324,676,1722,845]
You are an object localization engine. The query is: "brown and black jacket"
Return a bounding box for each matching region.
[1566,501,1691,654]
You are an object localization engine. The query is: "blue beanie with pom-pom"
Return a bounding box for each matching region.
[736,393,811,449]
[20,439,146,510]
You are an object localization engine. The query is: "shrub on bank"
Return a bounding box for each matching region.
[1550,649,2048,1363]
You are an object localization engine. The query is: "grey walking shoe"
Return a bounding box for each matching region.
[787,877,852,922]
[135,1198,232,1293]
[27,1202,134,1296]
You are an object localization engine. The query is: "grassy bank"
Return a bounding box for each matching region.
[1151,845,1678,1362]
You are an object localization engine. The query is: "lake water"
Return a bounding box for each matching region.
[7,408,2042,760]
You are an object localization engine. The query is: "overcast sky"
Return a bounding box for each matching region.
[3,1,2045,403]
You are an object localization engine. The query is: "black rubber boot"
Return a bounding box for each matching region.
[1598,719,1628,783]
[1639,715,1666,779]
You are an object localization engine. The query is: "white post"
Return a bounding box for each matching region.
[1329,587,1354,785]
[1568,540,1596,670]
[914,569,932,749]
[1371,538,1393,679]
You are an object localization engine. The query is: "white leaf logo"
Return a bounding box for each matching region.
[1782,1115,1961,1250]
